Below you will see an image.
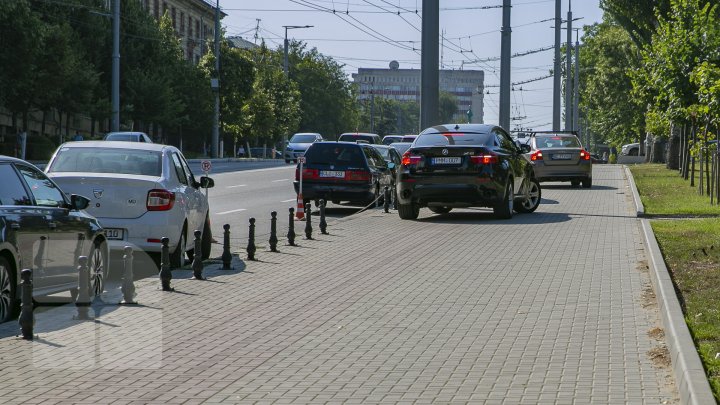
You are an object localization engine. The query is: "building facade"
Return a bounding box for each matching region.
[353,65,484,124]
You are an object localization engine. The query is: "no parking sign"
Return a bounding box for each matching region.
[201,160,212,173]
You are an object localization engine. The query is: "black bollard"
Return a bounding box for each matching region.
[304,203,313,240]
[247,218,256,261]
[120,246,137,305]
[192,230,205,280]
[383,187,390,213]
[75,256,91,320]
[160,237,174,291]
[287,207,296,246]
[222,224,232,270]
[18,269,33,340]
[269,211,278,252]
[319,199,328,235]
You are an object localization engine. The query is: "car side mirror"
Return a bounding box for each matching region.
[70,194,90,210]
[520,144,531,153]
[200,176,215,189]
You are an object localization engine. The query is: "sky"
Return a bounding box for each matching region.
[220,1,605,131]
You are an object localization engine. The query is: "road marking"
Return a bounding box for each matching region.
[216,208,247,215]
[281,199,296,203]
[272,179,290,182]
[226,184,247,188]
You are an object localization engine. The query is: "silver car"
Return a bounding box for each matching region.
[523,133,592,188]
[45,142,214,268]
[285,132,323,163]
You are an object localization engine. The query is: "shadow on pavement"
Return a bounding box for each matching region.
[417,210,572,224]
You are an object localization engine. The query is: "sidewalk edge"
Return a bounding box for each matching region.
[624,165,645,217]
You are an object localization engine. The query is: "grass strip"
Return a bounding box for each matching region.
[630,163,720,216]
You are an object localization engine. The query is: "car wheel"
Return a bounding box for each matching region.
[514,178,541,213]
[582,177,592,188]
[88,239,108,297]
[398,202,419,220]
[428,206,452,214]
[570,180,580,188]
[170,227,187,269]
[0,257,17,323]
[494,180,513,219]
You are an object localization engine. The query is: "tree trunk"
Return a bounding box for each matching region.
[690,123,696,186]
[666,123,681,170]
[41,110,47,138]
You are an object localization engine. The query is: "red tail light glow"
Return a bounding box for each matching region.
[295,168,319,180]
[401,151,422,166]
[345,170,371,181]
[530,150,543,161]
[470,154,498,165]
[579,150,591,161]
[147,189,175,211]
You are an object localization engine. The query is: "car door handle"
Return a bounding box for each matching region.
[48,222,57,229]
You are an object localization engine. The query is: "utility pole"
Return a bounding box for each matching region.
[565,0,573,131]
[211,0,220,158]
[421,0,439,129]
[111,0,120,132]
[282,25,312,152]
[499,0,511,131]
[573,28,580,137]
[552,0,561,130]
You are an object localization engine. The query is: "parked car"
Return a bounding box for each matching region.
[400,134,418,143]
[293,142,394,207]
[523,132,593,188]
[390,141,413,156]
[396,124,541,220]
[285,132,323,163]
[590,153,608,164]
[103,131,153,143]
[382,135,404,145]
[45,141,214,268]
[0,155,108,323]
[337,132,382,144]
[621,142,640,156]
[371,144,402,207]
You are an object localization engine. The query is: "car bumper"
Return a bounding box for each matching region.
[532,162,592,182]
[397,175,504,207]
[284,151,307,160]
[94,214,184,253]
[293,181,375,203]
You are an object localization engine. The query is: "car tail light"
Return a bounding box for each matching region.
[345,170,371,181]
[470,154,498,165]
[401,151,422,166]
[295,168,319,180]
[530,150,543,161]
[579,150,591,161]
[147,189,175,211]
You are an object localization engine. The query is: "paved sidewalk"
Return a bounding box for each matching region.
[0,165,678,404]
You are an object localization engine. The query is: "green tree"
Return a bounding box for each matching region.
[600,0,671,47]
[438,91,459,124]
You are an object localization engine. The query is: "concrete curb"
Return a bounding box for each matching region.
[628,172,716,404]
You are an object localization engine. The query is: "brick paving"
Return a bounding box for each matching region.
[0,165,678,404]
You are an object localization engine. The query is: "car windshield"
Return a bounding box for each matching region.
[48,147,162,176]
[304,144,365,166]
[374,147,391,159]
[290,134,317,143]
[414,132,492,147]
[536,136,581,148]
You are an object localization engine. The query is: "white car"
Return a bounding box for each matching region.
[621,142,640,156]
[45,141,214,268]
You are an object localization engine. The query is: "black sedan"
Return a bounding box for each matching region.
[0,155,108,323]
[396,124,541,219]
[293,142,394,206]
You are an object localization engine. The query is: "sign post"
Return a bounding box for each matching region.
[298,156,305,196]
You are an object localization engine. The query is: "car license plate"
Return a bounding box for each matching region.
[105,228,123,240]
[432,157,462,165]
[319,170,345,178]
[552,154,572,160]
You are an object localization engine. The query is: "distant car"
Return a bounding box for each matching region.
[382,135,404,145]
[621,143,640,156]
[396,124,540,220]
[285,132,323,163]
[524,132,593,188]
[293,141,394,207]
[103,131,153,143]
[45,141,214,268]
[389,141,413,156]
[590,153,608,164]
[400,134,418,142]
[337,132,382,144]
[0,155,108,323]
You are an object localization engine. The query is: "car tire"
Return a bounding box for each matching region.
[514,178,541,213]
[170,227,187,269]
[582,177,592,188]
[88,239,108,297]
[494,180,514,219]
[0,257,17,323]
[428,206,452,214]
[398,202,419,220]
[571,180,580,188]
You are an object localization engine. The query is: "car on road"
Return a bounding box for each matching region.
[389,141,413,156]
[401,134,417,143]
[285,132,323,163]
[396,124,541,220]
[522,132,593,188]
[0,155,108,323]
[293,142,394,207]
[621,142,640,156]
[103,131,153,143]
[382,135,404,145]
[45,142,214,268]
[337,132,382,144]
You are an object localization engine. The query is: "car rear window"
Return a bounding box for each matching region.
[414,132,493,147]
[290,134,318,143]
[48,147,162,176]
[536,136,581,148]
[304,144,366,167]
[338,134,377,144]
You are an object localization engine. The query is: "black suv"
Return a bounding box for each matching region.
[293,142,395,206]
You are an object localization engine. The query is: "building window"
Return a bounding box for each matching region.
[171,7,176,29]
[196,20,200,39]
[162,1,167,15]
[153,0,159,18]
[188,16,193,38]
[180,12,185,35]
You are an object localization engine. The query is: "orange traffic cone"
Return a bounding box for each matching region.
[295,193,305,220]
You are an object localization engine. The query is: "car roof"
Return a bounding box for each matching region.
[420,124,496,134]
[339,132,379,137]
[0,154,36,165]
[292,132,321,136]
[56,141,172,152]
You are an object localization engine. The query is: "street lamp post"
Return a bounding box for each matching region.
[282,25,313,159]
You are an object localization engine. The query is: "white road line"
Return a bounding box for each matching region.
[272,179,290,182]
[226,184,247,188]
[281,199,296,203]
[216,208,247,215]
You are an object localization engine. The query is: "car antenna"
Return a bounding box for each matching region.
[454,124,460,130]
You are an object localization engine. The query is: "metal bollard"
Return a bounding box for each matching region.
[120,246,137,304]
[304,203,313,240]
[269,211,279,252]
[75,256,91,319]
[160,237,174,291]
[247,218,257,261]
[192,230,205,280]
[287,207,296,246]
[18,269,33,340]
[383,187,390,213]
[319,199,328,235]
[222,224,232,269]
